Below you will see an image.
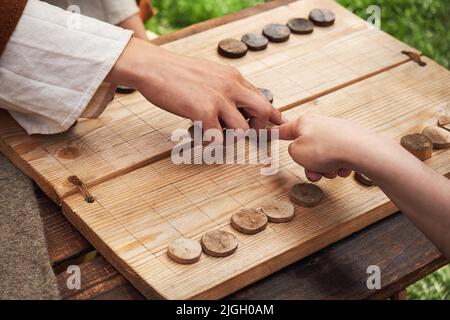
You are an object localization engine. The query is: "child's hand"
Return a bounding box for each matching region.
[280,115,450,260]
[278,113,377,182]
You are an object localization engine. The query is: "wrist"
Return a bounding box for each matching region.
[106,37,154,89]
[348,132,412,184]
[344,131,390,175]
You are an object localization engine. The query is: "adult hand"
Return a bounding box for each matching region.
[107,38,286,142]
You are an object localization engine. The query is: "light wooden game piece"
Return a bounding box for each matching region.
[167,238,202,264]
[201,230,238,257]
[261,199,295,223]
[438,114,450,131]
[231,209,268,234]
[422,126,450,149]
[290,183,324,207]
[400,133,433,160]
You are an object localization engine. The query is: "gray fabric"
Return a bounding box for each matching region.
[0,154,60,300]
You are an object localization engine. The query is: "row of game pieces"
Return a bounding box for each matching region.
[218,8,336,59]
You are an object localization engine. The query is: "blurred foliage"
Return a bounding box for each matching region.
[145,0,265,34]
[407,265,450,300]
[144,0,450,299]
[146,0,449,68]
[337,0,449,69]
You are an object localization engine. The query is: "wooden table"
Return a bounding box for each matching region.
[31,0,446,299]
[38,183,447,300]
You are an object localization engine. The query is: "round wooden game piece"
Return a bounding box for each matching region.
[309,8,336,27]
[231,209,268,235]
[439,123,450,131]
[261,199,295,223]
[438,115,450,131]
[290,183,324,207]
[201,230,238,257]
[422,126,450,149]
[287,18,314,34]
[262,24,291,43]
[257,87,274,104]
[218,39,248,58]
[241,33,269,51]
[116,85,136,94]
[354,172,374,187]
[400,133,433,160]
[167,238,202,264]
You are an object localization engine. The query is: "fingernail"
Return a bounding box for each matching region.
[281,114,288,123]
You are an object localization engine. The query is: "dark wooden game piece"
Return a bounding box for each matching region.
[354,172,375,187]
[116,85,136,94]
[287,18,314,34]
[257,88,274,104]
[241,33,269,51]
[263,24,291,43]
[309,8,336,27]
[218,39,248,58]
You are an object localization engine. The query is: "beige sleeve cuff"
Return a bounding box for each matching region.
[0,0,133,135]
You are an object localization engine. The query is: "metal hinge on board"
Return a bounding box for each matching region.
[401,51,426,67]
[68,175,95,203]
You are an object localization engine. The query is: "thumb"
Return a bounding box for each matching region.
[278,118,301,140]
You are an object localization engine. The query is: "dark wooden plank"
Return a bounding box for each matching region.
[227,212,447,300]
[35,185,93,266]
[151,0,298,45]
[56,255,144,300]
[59,212,446,300]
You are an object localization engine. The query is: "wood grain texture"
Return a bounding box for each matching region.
[35,185,92,265]
[0,0,449,300]
[56,255,144,300]
[0,0,418,202]
[54,213,447,300]
[228,212,448,300]
[61,58,450,299]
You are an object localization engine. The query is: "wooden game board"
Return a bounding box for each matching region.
[0,0,449,299]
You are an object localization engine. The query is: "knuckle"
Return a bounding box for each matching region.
[208,92,223,107]
[203,105,218,121]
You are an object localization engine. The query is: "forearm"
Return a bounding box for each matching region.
[352,134,450,258]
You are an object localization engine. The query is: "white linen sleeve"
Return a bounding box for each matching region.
[0,0,133,135]
[45,0,140,25]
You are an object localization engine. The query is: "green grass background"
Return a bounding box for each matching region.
[145,0,449,69]
[145,0,450,299]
